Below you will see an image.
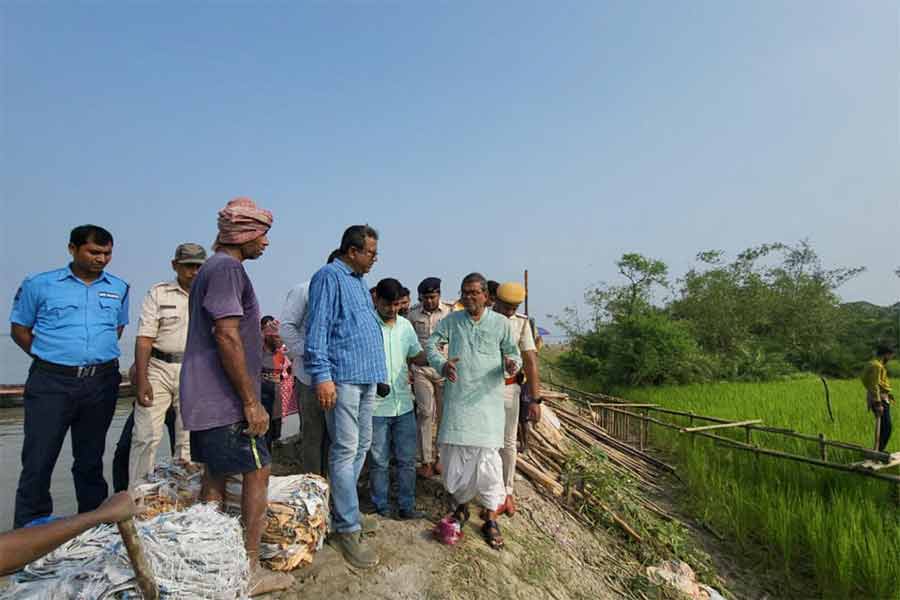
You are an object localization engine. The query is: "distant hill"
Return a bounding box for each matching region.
[840,301,898,318]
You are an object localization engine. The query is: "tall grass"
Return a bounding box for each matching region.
[615,377,900,599]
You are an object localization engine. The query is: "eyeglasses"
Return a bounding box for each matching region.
[352,247,378,259]
[460,289,484,297]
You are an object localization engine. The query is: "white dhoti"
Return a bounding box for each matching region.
[439,443,505,511]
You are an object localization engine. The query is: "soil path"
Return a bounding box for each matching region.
[266,448,639,600]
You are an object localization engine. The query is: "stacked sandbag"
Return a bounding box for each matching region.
[224,474,330,571]
[134,462,329,571]
[2,504,248,600]
[133,462,203,518]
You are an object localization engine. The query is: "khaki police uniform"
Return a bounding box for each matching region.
[407,300,453,465]
[501,313,537,494]
[129,280,192,485]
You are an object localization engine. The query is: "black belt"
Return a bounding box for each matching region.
[33,358,119,379]
[151,348,183,363]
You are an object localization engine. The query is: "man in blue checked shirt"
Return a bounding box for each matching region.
[9,225,130,529]
[304,224,387,569]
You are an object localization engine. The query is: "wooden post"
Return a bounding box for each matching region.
[117,518,159,600]
[639,410,646,451]
[624,413,630,443]
[524,269,529,317]
[689,413,695,447]
[818,433,827,461]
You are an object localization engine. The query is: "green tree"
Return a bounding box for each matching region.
[554,241,873,387]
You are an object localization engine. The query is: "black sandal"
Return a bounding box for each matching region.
[452,503,470,525]
[481,519,504,550]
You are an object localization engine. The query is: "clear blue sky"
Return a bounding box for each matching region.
[2,1,898,334]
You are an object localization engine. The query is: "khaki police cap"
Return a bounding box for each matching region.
[174,243,207,264]
[497,282,526,305]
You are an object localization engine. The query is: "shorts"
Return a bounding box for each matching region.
[190,421,271,477]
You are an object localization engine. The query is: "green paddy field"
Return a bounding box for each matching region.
[543,350,900,599]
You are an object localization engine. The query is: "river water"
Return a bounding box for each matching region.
[0,403,300,530]
[0,334,305,529]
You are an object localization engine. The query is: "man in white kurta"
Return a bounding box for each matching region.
[426,273,520,549]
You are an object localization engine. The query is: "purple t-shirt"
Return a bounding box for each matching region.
[179,252,262,431]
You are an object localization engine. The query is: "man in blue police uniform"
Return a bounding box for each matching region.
[9,224,130,529]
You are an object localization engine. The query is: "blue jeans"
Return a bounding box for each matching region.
[369,410,417,513]
[324,383,376,533]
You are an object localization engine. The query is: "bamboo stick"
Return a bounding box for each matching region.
[589,403,659,408]
[516,457,564,496]
[681,419,762,433]
[546,382,888,462]
[711,437,900,483]
[117,518,159,600]
[596,498,643,543]
[550,403,675,473]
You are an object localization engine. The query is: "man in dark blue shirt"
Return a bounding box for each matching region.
[9,225,129,528]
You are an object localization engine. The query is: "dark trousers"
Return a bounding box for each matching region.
[261,380,282,451]
[298,379,329,476]
[878,403,892,452]
[14,366,121,528]
[112,405,178,492]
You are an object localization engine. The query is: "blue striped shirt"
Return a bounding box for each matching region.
[304,259,387,385]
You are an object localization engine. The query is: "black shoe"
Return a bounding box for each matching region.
[397,509,426,520]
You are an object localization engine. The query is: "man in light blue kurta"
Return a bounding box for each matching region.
[425,273,520,550]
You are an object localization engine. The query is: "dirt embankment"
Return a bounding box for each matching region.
[265,445,643,600]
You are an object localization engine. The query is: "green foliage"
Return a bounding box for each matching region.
[603,312,712,386]
[562,447,717,587]
[552,241,894,385]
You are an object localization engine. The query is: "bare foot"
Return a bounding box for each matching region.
[504,495,517,516]
[494,498,507,517]
[248,565,294,597]
[417,464,435,478]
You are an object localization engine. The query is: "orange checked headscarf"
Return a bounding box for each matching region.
[216,197,273,246]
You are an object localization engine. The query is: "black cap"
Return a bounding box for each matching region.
[418,277,441,295]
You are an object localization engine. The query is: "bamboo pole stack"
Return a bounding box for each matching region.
[516,392,678,542]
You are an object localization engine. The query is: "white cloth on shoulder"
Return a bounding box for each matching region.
[439,443,505,511]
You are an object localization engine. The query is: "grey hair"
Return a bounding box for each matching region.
[461,272,488,292]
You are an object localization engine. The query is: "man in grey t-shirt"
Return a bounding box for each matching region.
[179,197,291,597]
